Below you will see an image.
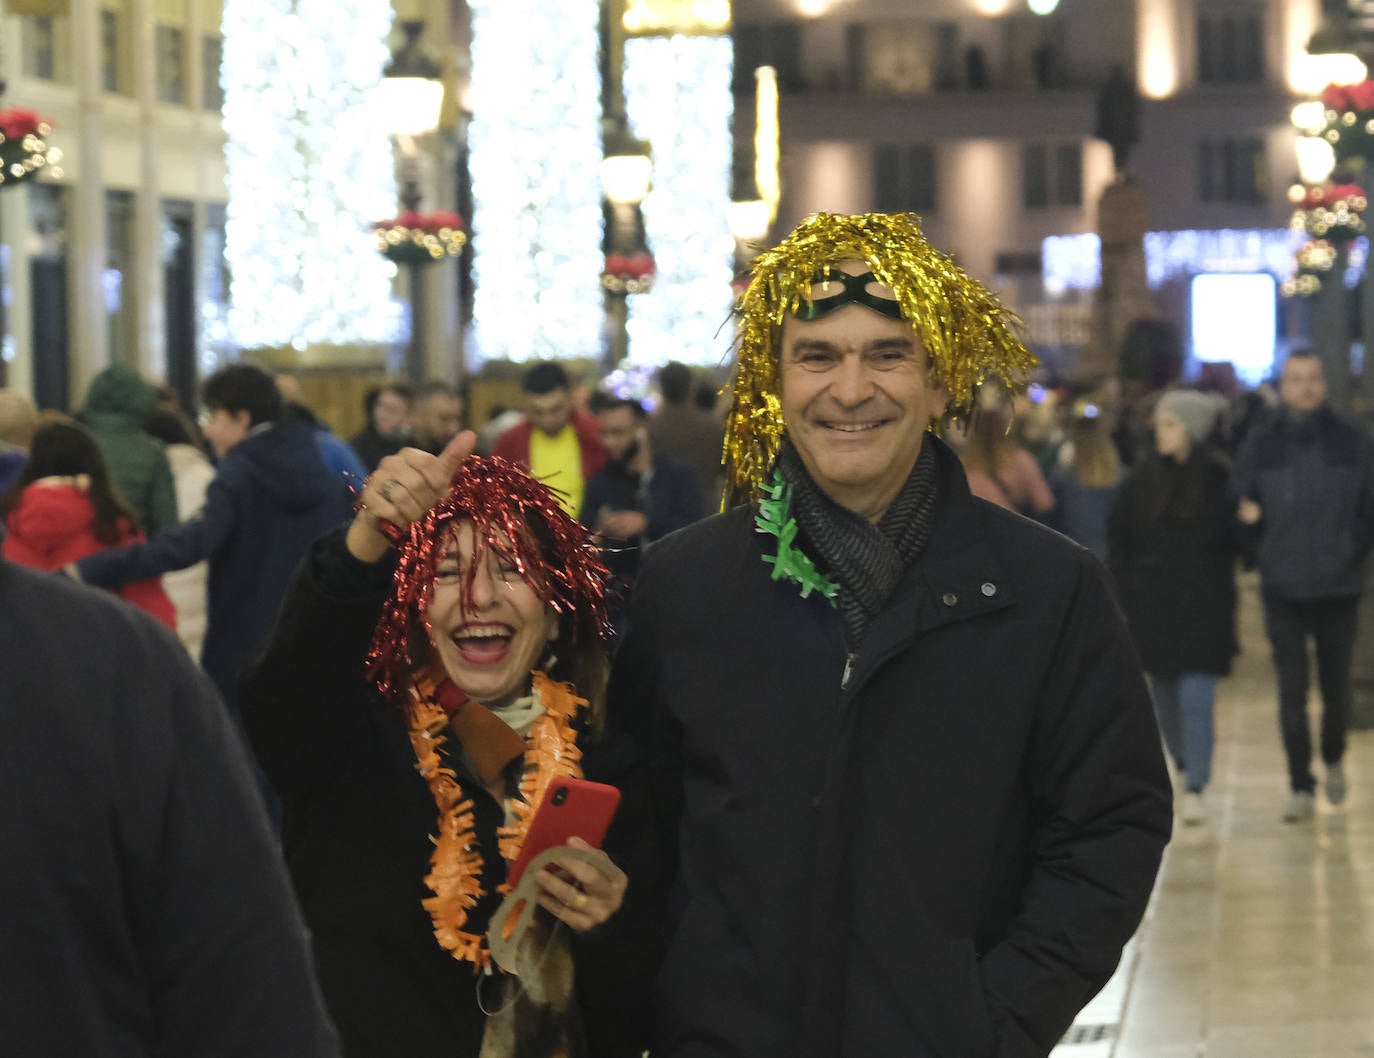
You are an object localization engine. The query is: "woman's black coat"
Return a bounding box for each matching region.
[1108,448,1239,676]
[240,531,654,1058]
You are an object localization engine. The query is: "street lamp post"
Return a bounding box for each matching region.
[380,21,444,383]
[601,123,652,370]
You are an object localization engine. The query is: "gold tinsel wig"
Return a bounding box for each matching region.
[723,211,1036,507]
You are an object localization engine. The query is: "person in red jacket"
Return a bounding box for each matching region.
[493,361,607,516]
[1,417,176,630]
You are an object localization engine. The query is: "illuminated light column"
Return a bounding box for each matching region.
[468,0,603,363]
[623,1,735,367]
[1136,0,1180,99]
[222,0,398,351]
[755,65,780,222]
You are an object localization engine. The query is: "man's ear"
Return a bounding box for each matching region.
[231,407,254,431]
[928,379,951,422]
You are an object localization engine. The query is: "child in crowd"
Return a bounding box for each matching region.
[1,417,176,630]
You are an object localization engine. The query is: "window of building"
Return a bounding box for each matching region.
[1197,6,1264,84]
[101,8,127,94]
[847,22,950,95]
[22,16,57,79]
[105,190,137,367]
[156,25,186,104]
[1024,142,1082,209]
[873,144,937,212]
[1197,138,1267,203]
[733,22,803,92]
[21,14,73,81]
[203,35,225,110]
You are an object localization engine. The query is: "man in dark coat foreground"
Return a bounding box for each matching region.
[0,558,338,1056]
[609,213,1172,1058]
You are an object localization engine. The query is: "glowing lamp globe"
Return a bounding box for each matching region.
[1296,136,1337,187]
[602,153,654,207]
[378,77,445,136]
[728,199,772,243]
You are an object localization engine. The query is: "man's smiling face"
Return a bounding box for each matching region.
[778,260,947,521]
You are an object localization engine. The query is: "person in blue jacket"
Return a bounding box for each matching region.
[581,392,701,592]
[73,364,349,714]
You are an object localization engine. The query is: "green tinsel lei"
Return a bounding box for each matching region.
[754,468,838,605]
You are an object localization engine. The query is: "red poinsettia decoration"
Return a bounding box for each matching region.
[1299,183,1368,209]
[372,210,466,266]
[372,209,465,235]
[1322,80,1374,113]
[0,107,49,141]
[603,253,655,279]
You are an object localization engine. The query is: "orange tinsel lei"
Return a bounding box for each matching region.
[406,668,586,972]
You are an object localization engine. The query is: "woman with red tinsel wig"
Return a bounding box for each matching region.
[1,417,175,630]
[240,433,655,1058]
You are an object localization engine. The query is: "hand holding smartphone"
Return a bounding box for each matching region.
[506,777,620,888]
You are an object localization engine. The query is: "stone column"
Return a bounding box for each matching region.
[1080,177,1155,383]
[68,0,110,403]
[131,0,166,383]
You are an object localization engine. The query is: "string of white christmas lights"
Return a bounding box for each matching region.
[222,0,397,351]
[467,0,604,363]
[624,34,736,367]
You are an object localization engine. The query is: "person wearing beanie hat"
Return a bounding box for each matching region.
[1109,388,1239,827]
[1155,389,1223,447]
[611,212,1170,1058]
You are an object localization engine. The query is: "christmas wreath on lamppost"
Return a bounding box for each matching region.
[0,107,62,190]
[1318,80,1374,162]
[600,252,655,294]
[1281,239,1340,298]
[1289,181,1367,243]
[372,209,466,266]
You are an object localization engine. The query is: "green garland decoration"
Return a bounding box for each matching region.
[754,468,838,605]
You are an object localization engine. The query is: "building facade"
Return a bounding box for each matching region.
[0,0,231,410]
[0,0,461,426]
[733,0,1329,380]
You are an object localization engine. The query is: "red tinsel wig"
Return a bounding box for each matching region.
[367,455,612,709]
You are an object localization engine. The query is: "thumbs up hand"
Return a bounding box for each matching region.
[346,431,478,563]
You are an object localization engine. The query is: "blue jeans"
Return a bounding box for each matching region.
[1148,673,1219,793]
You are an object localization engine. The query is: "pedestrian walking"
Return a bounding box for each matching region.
[1234,349,1374,821]
[1110,389,1237,825]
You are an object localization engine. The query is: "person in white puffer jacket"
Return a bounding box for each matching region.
[146,408,215,659]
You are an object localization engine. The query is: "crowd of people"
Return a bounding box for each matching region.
[2,209,1372,1058]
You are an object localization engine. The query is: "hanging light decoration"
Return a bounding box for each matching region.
[0,107,63,190]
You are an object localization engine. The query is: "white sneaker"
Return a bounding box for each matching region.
[1180,791,1206,826]
[1326,763,1347,806]
[1282,791,1316,822]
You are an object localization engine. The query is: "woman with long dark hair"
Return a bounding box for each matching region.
[1050,399,1122,561]
[240,433,652,1058]
[1109,389,1236,826]
[2,417,175,629]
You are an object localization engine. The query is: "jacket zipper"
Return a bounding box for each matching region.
[840,651,856,691]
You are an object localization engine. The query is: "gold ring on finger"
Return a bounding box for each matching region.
[573,891,588,910]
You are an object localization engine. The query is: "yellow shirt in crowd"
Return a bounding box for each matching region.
[528,424,585,517]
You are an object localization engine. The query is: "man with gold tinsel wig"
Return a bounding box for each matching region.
[609,213,1172,1058]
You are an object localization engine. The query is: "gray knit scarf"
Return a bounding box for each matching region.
[778,438,939,647]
